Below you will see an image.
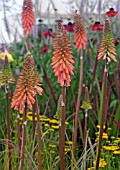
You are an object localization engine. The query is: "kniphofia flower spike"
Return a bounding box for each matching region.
[22,0,34,35]
[97,20,117,63]
[52,22,74,87]
[11,55,43,111]
[74,12,87,50]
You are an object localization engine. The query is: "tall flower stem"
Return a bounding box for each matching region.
[6,84,12,170]
[73,49,83,157]
[27,35,30,51]
[83,130,89,170]
[36,96,42,169]
[17,112,21,160]
[95,64,108,170]
[59,86,66,170]
[32,104,36,139]
[19,103,27,170]
[84,109,88,147]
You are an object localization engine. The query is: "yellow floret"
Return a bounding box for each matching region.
[113,150,120,154]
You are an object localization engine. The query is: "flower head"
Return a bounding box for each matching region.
[114,39,119,46]
[81,87,92,110]
[11,55,43,111]
[0,48,13,62]
[40,45,50,54]
[93,159,107,168]
[97,20,117,63]
[0,56,14,87]
[43,29,55,39]
[113,150,120,154]
[103,145,118,151]
[51,22,74,87]
[74,12,87,50]
[106,8,118,17]
[90,21,103,32]
[64,22,74,33]
[22,0,34,35]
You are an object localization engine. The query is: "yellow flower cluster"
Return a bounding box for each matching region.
[107,127,112,131]
[49,119,58,124]
[65,147,70,152]
[49,144,57,148]
[114,138,120,143]
[111,136,115,139]
[95,131,108,140]
[102,133,108,139]
[51,125,59,129]
[113,150,120,154]
[65,141,73,145]
[50,150,55,154]
[55,155,60,160]
[97,125,106,129]
[93,158,107,168]
[87,168,94,170]
[18,111,69,129]
[103,145,118,151]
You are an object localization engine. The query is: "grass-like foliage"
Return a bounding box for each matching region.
[0,1,120,170]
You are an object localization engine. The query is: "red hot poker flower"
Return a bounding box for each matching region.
[22,0,34,35]
[11,55,43,111]
[90,21,103,32]
[97,20,117,63]
[51,22,74,87]
[106,8,118,17]
[74,13,87,50]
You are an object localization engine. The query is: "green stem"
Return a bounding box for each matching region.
[95,65,108,170]
[60,86,66,170]
[36,96,42,169]
[6,84,12,170]
[17,112,21,160]
[84,109,88,148]
[73,49,84,159]
[19,103,27,170]
[83,130,89,170]
[27,35,30,52]
[32,104,36,139]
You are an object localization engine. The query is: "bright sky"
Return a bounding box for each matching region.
[0,0,119,44]
[0,0,71,19]
[0,0,73,43]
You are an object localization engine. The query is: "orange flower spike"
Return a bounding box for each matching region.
[97,20,117,63]
[22,0,34,35]
[74,12,87,50]
[52,22,75,87]
[11,55,43,111]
